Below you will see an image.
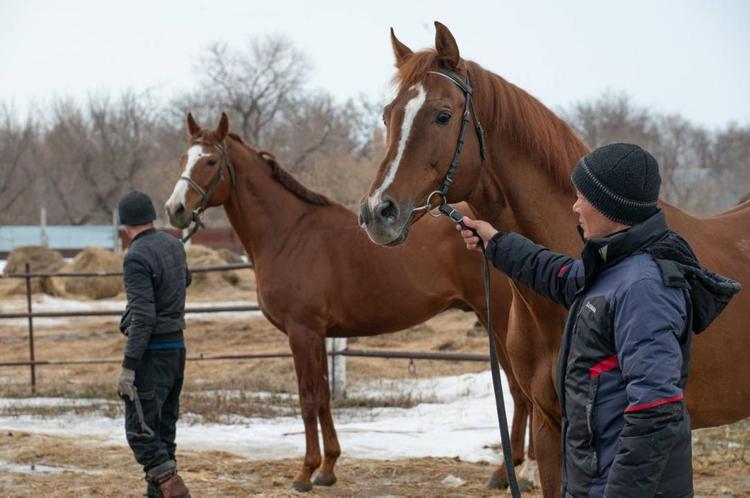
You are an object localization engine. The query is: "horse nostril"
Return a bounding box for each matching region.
[175,204,185,216]
[377,199,399,224]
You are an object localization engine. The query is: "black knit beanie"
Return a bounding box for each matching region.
[571,143,661,225]
[118,191,156,226]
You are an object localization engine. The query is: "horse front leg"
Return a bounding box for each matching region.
[288,326,325,492]
[532,404,562,498]
[486,372,533,490]
[312,339,341,486]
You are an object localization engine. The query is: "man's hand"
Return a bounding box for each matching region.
[117,367,136,401]
[456,216,498,251]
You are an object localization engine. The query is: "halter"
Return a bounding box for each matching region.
[411,67,486,216]
[179,141,236,242]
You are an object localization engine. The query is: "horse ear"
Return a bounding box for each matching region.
[187,112,201,137]
[434,21,460,71]
[390,27,413,67]
[216,112,229,141]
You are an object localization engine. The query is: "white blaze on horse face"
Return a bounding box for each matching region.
[368,84,427,212]
[166,145,208,211]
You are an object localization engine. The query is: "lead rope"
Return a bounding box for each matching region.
[438,209,520,496]
[481,240,521,497]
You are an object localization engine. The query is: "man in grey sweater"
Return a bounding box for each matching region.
[117,191,191,498]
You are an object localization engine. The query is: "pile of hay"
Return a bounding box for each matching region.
[217,248,244,264]
[51,247,124,299]
[186,245,253,294]
[1,245,65,295]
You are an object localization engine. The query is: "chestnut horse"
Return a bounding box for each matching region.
[359,22,749,497]
[164,113,533,491]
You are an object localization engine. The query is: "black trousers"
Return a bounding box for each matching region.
[123,348,186,473]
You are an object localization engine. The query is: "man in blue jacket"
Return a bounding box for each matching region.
[117,191,192,498]
[459,143,740,497]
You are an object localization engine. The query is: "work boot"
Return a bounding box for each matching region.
[159,473,190,498]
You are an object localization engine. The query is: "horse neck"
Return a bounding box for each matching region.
[471,147,580,255]
[467,71,589,255]
[222,144,311,265]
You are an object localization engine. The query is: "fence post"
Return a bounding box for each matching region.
[25,263,36,393]
[326,338,347,400]
[40,207,48,248]
[113,209,121,253]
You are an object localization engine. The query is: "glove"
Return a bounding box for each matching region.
[117,367,136,401]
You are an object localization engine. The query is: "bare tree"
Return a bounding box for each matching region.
[40,92,162,224]
[654,114,694,204]
[564,91,659,150]
[0,104,37,221]
[564,91,750,215]
[170,36,383,209]
[713,124,750,201]
[174,36,311,146]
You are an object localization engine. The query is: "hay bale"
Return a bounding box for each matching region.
[186,244,253,293]
[186,244,229,292]
[2,245,65,295]
[217,248,244,264]
[57,247,123,299]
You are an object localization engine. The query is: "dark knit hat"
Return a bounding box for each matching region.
[118,191,156,226]
[571,143,661,225]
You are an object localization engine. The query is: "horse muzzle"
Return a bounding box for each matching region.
[165,201,193,229]
[358,197,411,246]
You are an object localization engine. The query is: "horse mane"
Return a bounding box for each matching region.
[395,51,590,192]
[227,133,331,206]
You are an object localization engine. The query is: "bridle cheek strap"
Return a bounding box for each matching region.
[412,68,486,215]
[178,141,236,243]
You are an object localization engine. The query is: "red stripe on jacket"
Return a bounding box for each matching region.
[625,394,684,413]
[589,355,618,378]
[557,264,571,278]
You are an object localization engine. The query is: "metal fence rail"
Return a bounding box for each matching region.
[0,262,253,279]
[0,349,490,368]
[0,305,260,320]
[0,262,490,394]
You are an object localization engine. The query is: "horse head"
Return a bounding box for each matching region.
[359,22,486,246]
[166,112,235,228]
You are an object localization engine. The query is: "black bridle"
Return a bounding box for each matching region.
[179,141,236,243]
[411,67,486,216]
[420,68,521,497]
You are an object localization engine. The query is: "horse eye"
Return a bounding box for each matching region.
[207,158,218,166]
[436,112,452,125]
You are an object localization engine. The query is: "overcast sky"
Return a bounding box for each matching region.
[2,0,749,129]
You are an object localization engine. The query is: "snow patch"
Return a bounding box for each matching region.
[0,459,102,475]
[0,371,521,463]
[0,296,262,327]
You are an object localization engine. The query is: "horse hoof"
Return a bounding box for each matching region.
[486,470,534,492]
[313,472,337,486]
[486,469,509,490]
[292,481,313,492]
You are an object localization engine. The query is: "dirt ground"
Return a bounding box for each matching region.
[0,290,749,496]
[0,428,747,497]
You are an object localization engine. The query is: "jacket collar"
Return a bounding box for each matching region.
[131,227,156,243]
[580,210,668,286]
